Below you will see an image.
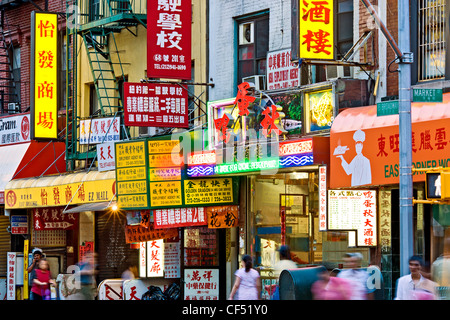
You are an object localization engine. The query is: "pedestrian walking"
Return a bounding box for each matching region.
[395,255,437,300]
[30,260,55,300]
[229,255,261,300]
[337,252,375,299]
[77,252,98,300]
[311,268,353,300]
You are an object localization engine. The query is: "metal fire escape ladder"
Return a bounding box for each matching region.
[0,12,19,114]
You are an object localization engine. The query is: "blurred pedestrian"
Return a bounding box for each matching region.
[30,260,55,300]
[229,255,261,300]
[122,264,137,280]
[337,252,375,299]
[77,252,98,300]
[270,245,297,300]
[395,255,437,300]
[432,237,450,300]
[311,268,353,300]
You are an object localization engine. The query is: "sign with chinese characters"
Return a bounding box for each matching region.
[154,207,207,229]
[0,114,30,145]
[206,205,239,229]
[11,216,28,234]
[5,178,115,209]
[33,207,77,230]
[379,190,392,253]
[328,190,377,247]
[330,100,450,188]
[164,242,181,278]
[116,140,149,209]
[79,117,120,145]
[147,0,192,79]
[7,252,16,300]
[299,0,334,60]
[267,48,300,90]
[146,240,164,277]
[184,178,233,205]
[318,165,327,231]
[125,224,178,243]
[31,12,58,139]
[184,269,219,300]
[123,83,188,128]
[97,142,116,172]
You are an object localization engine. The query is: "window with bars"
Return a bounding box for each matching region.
[418,0,446,81]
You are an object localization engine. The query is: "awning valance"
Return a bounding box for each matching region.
[330,92,450,188]
[4,170,115,209]
[63,201,116,214]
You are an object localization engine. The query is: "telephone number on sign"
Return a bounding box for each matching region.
[153,64,187,70]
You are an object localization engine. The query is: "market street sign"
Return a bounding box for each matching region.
[412,88,443,103]
[377,100,398,116]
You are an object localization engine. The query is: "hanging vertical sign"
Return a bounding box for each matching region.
[299,0,334,60]
[7,252,16,300]
[318,165,327,231]
[31,12,58,139]
[147,0,192,79]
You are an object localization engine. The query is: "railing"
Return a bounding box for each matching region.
[76,0,147,25]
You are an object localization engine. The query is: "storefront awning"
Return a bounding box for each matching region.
[0,141,66,204]
[63,201,116,214]
[330,92,450,188]
[4,170,116,210]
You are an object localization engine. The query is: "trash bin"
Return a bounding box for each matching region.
[279,265,326,300]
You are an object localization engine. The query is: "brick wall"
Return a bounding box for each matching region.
[1,0,66,112]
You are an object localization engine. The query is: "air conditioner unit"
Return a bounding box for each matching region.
[242,75,266,91]
[326,65,352,80]
[239,22,254,45]
[7,103,18,113]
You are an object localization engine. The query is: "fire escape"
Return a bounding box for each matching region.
[65,0,146,169]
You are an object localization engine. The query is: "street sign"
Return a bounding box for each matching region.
[377,100,399,116]
[412,88,443,103]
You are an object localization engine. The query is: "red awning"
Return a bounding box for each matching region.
[0,141,66,204]
[330,93,450,188]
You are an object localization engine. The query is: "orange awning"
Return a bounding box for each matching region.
[330,93,450,188]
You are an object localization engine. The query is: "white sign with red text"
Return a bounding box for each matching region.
[266,48,299,90]
[97,142,116,172]
[184,269,219,300]
[0,113,30,146]
[7,252,16,300]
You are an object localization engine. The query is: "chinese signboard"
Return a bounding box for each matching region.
[123,82,188,128]
[7,252,16,300]
[125,224,178,243]
[146,240,164,277]
[0,114,30,145]
[97,142,116,172]
[206,205,239,229]
[33,207,77,230]
[31,12,58,140]
[116,140,149,209]
[267,48,300,90]
[328,190,377,247]
[299,0,334,60]
[184,269,219,300]
[164,241,181,278]
[184,178,233,205]
[154,207,207,229]
[379,190,392,253]
[318,165,327,231]
[11,216,28,234]
[5,178,115,209]
[147,0,192,79]
[79,117,120,145]
[330,100,450,188]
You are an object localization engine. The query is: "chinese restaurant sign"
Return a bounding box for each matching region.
[184,178,233,205]
[318,165,327,231]
[147,0,192,79]
[267,48,300,90]
[299,0,334,60]
[5,178,115,209]
[123,82,188,128]
[328,190,377,247]
[31,12,58,139]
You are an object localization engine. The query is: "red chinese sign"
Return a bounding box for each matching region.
[299,0,334,60]
[154,207,207,229]
[33,207,77,230]
[147,0,192,79]
[123,82,188,128]
[125,224,178,243]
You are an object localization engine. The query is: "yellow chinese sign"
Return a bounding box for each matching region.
[150,181,183,207]
[5,179,115,209]
[299,0,334,60]
[31,12,58,139]
[116,140,149,209]
[184,178,233,205]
